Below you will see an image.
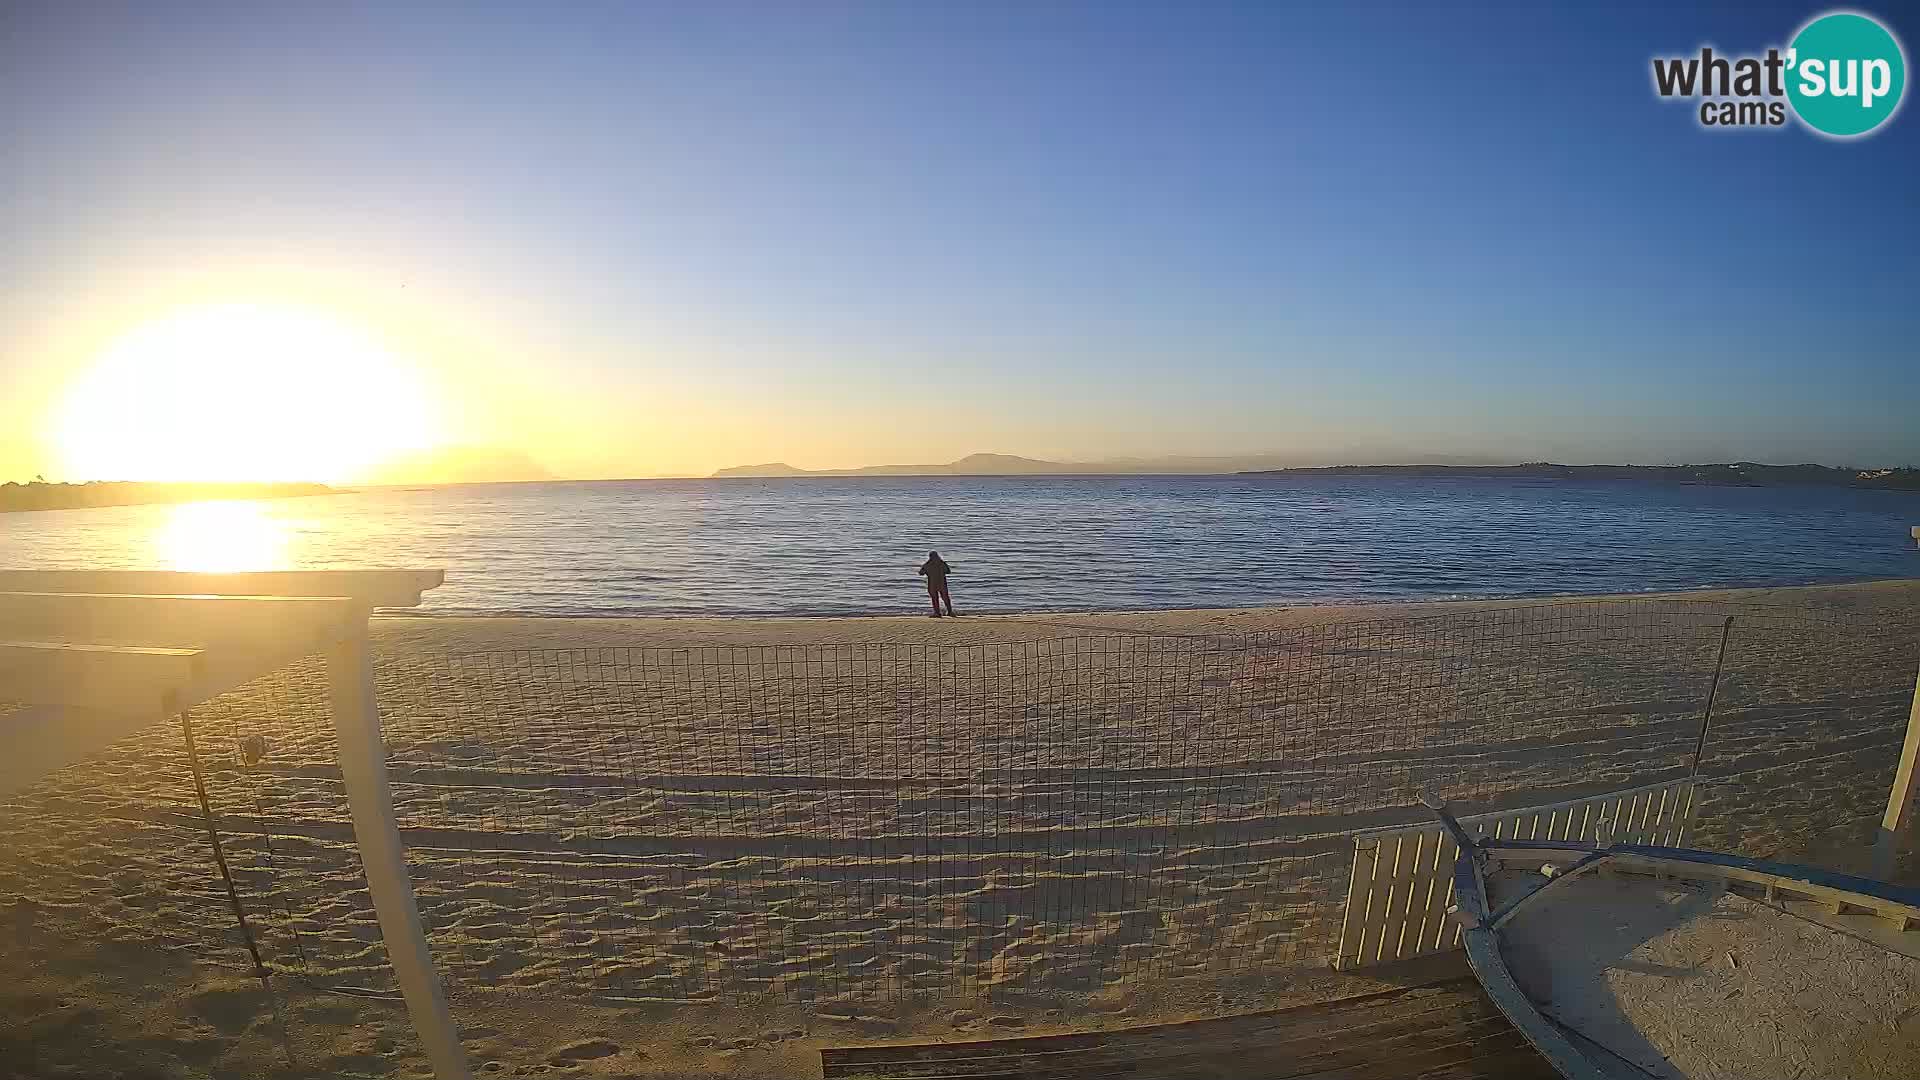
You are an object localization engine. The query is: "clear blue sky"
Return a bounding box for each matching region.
[2,1,1916,478]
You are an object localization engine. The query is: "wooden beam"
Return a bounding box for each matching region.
[1871,657,1918,879]
[0,640,204,714]
[0,594,366,724]
[327,626,472,1080]
[0,570,443,609]
[0,592,358,650]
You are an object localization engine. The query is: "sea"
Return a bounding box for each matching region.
[1,475,1915,616]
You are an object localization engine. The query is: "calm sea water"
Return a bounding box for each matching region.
[1,476,1915,616]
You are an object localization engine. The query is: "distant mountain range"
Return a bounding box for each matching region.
[713,452,1501,477]
[715,453,1102,477]
[714,454,1920,489]
[359,445,556,485]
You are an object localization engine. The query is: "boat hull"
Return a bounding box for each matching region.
[1450,842,1920,1080]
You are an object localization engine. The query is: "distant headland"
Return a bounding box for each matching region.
[1238,462,1920,490]
[715,453,1087,477]
[714,454,1920,489]
[0,480,338,513]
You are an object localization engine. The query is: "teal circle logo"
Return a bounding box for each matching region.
[1786,12,1906,137]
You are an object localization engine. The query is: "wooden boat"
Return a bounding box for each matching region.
[1429,797,1920,1079]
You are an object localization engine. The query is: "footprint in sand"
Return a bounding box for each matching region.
[546,1038,621,1064]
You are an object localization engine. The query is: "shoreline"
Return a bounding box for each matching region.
[374,576,1920,623]
[369,578,1920,652]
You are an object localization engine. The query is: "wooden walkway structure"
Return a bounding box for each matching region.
[820,969,1553,1079]
[0,570,472,1080]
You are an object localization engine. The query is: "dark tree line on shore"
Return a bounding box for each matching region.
[0,480,335,512]
[1240,463,1920,490]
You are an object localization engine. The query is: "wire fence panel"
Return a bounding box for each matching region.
[0,655,400,998]
[1686,607,1920,867]
[3,599,1912,1015]
[362,599,1916,1005]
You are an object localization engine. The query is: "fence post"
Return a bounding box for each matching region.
[1872,657,1920,880]
[1687,616,1736,780]
[327,624,473,1080]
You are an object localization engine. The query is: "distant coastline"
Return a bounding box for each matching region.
[0,480,338,513]
[714,452,1186,477]
[1239,462,1920,490]
[714,453,1920,489]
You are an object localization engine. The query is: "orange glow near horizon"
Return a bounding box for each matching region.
[52,303,445,484]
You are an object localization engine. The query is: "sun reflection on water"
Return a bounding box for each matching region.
[156,501,290,572]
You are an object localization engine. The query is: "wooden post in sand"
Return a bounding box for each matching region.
[1872,657,1920,880]
[328,625,472,1080]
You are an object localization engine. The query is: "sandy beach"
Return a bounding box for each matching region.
[2,581,1917,1078]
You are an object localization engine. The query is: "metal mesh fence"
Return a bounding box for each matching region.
[0,654,400,998]
[369,599,1917,1004]
[2,598,1913,1012]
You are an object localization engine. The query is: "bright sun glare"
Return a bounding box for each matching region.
[55,303,443,484]
[156,500,290,572]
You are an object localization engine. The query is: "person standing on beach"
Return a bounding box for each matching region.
[918,551,955,617]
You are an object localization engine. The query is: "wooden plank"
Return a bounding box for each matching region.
[1290,1026,1551,1080]
[1648,787,1671,845]
[0,596,364,797]
[1671,782,1696,846]
[823,982,1488,1068]
[1625,790,1650,844]
[1575,801,1595,840]
[0,591,358,649]
[0,640,204,713]
[327,627,471,1080]
[1600,793,1628,844]
[1668,784,1692,844]
[820,977,1533,1080]
[1249,1014,1516,1078]
[0,569,443,609]
[1402,831,1442,959]
[1616,790,1639,844]
[1335,839,1379,970]
[1411,827,1457,955]
[1676,780,1698,846]
[842,999,1502,1078]
[1874,661,1920,879]
[1605,852,1920,926]
[1356,837,1396,964]
[1429,829,1462,951]
[1377,832,1425,962]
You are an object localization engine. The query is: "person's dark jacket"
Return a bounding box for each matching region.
[918,556,951,582]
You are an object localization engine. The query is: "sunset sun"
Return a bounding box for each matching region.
[53,303,443,484]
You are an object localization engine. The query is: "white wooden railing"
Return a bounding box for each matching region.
[1333,777,1698,971]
